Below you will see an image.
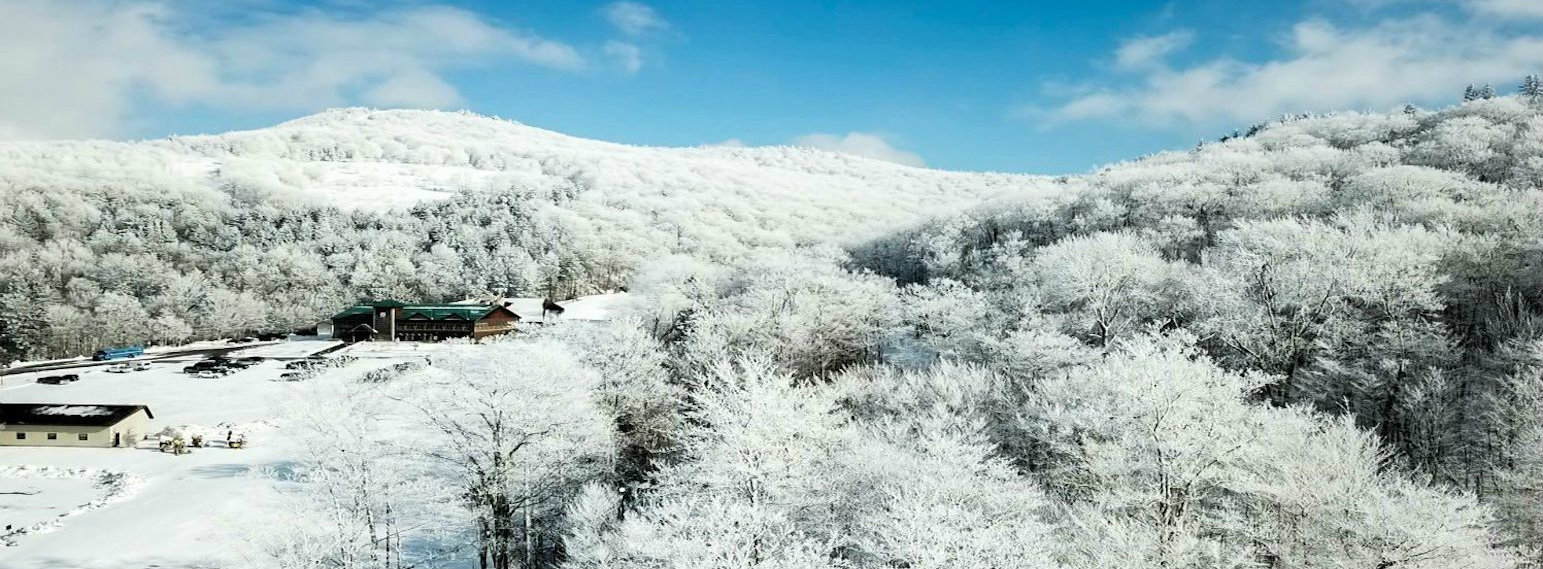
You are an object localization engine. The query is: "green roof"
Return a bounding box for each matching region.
[399,306,497,321]
[332,303,517,322]
[332,305,373,319]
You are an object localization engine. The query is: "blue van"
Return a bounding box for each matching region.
[93,346,145,361]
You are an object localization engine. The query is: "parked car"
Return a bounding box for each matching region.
[92,346,144,361]
[106,364,132,373]
[196,370,219,379]
[132,361,153,371]
[183,365,202,374]
[239,356,265,363]
[37,374,79,385]
[280,370,316,381]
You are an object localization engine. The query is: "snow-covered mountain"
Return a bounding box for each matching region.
[0,109,1069,359]
[1,108,1054,239]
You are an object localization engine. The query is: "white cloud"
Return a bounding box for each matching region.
[361,69,463,109]
[0,1,587,139]
[1462,0,1543,19]
[1044,93,1126,122]
[605,41,644,75]
[1347,0,1543,20]
[705,138,748,147]
[1114,31,1193,70]
[1044,15,1542,127]
[793,132,926,167]
[602,1,669,36]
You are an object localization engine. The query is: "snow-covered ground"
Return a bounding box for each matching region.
[339,341,447,359]
[500,291,631,324]
[232,339,343,358]
[0,466,143,548]
[0,339,401,568]
[1,474,98,534]
[554,292,630,321]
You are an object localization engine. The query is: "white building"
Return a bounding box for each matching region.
[0,403,155,448]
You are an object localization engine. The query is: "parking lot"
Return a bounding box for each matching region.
[0,338,381,568]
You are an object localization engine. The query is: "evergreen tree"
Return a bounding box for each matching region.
[1522,74,1542,104]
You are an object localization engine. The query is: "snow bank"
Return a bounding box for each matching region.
[0,466,143,547]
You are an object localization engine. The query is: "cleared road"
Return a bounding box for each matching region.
[2,340,349,377]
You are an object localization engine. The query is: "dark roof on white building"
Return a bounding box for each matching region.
[0,403,153,427]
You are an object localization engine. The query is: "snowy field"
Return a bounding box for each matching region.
[0,339,425,568]
[502,292,632,323]
[231,338,343,358]
[0,471,113,540]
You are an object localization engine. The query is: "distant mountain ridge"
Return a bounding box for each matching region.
[3,108,1051,222]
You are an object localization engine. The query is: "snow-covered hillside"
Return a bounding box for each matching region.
[3,108,1051,231]
[0,109,1065,362]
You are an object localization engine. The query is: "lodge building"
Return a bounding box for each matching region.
[331,300,520,342]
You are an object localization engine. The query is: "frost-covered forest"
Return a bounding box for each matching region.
[5,86,1543,568]
[231,90,1543,569]
[0,109,1045,362]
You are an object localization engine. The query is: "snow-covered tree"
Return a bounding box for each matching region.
[1021,334,1514,569]
[840,417,1060,569]
[1032,231,1178,347]
[411,341,613,569]
[665,249,900,379]
[245,379,463,569]
[1521,75,1542,104]
[542,321,684,487]
[564,358,850,568]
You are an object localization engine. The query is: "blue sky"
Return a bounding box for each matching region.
[0,0,1538,173]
